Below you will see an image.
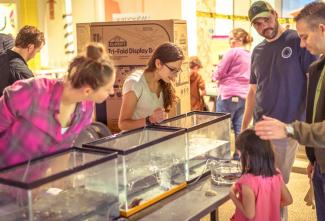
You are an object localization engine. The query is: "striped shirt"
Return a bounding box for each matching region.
[0,78,93,169]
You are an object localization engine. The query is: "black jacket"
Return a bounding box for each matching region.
[0,33,14,53]
[0,49,33,96]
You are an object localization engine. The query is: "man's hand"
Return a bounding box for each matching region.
[255,115,287,140]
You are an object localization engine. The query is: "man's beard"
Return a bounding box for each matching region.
[262,21,279,40]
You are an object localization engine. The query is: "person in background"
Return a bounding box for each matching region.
[0,43,115,169]
[255,2,325,220]
[241,3,316,220]
[212,28,252,160]
[189,56,206,111]
[0,25,45,96]
[230,129,292,221]
[118,42,184,131]
[0,33,14,53]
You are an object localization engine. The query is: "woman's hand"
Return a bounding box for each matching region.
[150,107,166,123]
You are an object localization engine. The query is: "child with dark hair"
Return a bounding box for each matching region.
[119,42,184,130]
[0,42,115,169]
[189,56,206,111]
[230,129,292,221]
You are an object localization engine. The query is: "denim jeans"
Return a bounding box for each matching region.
[313,163,325,221]
[216,96,245,138]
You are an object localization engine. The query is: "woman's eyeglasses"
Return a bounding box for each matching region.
[164,63,182,75]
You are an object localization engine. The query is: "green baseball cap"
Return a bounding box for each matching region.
[248,1,274,23]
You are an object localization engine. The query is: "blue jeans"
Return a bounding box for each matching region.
[313,163,325,221]
[216,96,245,138]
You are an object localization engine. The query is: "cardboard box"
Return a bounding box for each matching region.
[77,20,190,132]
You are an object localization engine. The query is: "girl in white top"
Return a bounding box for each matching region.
[119,42,184,131]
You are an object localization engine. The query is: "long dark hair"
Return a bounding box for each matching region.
[67,43,115,90]
[145,42,184,112]
[236,129,278,177]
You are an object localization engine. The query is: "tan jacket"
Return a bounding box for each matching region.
[190,71,205,111]
[292,56,325,172]
[292,120,325,148]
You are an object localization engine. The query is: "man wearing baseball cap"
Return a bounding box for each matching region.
[241,1,316,220]
[248,1,274,24]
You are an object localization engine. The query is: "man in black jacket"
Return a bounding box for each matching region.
[0,25,45,96]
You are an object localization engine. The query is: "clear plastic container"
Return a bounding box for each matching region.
[209,159,241,186]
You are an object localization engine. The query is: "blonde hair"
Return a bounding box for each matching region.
[231,28,253,45]
[189,56,202,69]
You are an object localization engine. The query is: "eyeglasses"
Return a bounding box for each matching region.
[164,63,182,75]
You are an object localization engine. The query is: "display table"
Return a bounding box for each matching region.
[119,176,230,221]
[204,82,218,112]
[205,82,218,97]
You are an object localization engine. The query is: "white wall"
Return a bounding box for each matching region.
[38,0,66,68]
[72,0,105,23]
[38,0,106,68]
[143,0,181,20]
[181,0,196,56]
[115,0,182,20]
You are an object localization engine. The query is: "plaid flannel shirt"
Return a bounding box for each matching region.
[0,78,93,169]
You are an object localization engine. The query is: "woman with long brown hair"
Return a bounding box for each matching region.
[119,42,184,131]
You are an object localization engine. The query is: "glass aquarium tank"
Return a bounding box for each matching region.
[84,126,187,217]
[158,111,231,182]
[0,147,119,221]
